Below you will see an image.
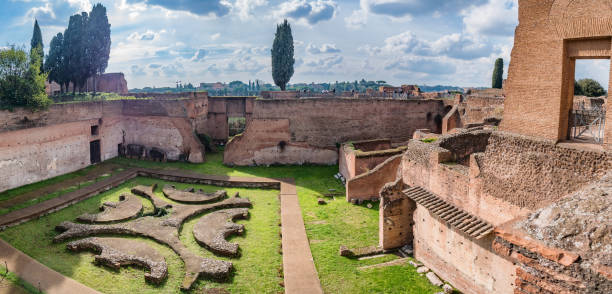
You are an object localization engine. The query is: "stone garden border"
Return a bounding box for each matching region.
[0,167,323,294]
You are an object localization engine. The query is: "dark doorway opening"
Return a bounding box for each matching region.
[90,140,101,164]
[228,117,246,137]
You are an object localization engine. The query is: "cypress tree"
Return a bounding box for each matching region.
[87,4,111,94]
[64,12,89,94]
[30,19,44,72]
[45,33,63,89]
[271,19,294,91]
[492,58,503,89]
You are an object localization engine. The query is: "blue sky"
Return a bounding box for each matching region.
[1,0,609,89]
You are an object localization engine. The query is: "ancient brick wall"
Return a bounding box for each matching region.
[222,119,337,165]
[413,207,516,294]
[401,132,531,225]
[479,131,612,210]
[502,0,612,143]
[252,99,445,147]
[338,145,356,180]
[224,98,445,165]
[346,154,402,202]
[0,97,208,192]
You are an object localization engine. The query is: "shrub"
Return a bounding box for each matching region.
[0,46,50,110]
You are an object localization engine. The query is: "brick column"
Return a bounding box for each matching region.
[379,179,415,250]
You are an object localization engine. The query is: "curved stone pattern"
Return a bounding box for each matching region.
[131,184,172,212]
[54,185,252,290]
[66,237,168,284]
[77,195,143,223]
[193,208,249,257]
[162,185,227,204]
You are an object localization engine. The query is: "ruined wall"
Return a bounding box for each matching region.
[225,98,445,165]
[461,96,504,126]
[401,132,530,225]
[0,97,208,192]
[479,131,612,210]
[346,154,402,202]
[502,0,612,143]
[414,207,516,294]
[338,145,356,180]
[223,119,337,166]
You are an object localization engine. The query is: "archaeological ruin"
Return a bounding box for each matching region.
[0,0,611,294]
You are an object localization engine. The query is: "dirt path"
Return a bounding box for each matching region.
[280,179,324,294]
[0,162,122,210]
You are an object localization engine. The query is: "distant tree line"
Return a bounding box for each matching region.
[45,3,111,95]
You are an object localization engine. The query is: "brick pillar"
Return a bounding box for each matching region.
[379,179,415,250]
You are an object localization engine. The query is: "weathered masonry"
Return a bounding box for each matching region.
[502,0,612,146]
[374,1,612,293]
[0,94,257,192]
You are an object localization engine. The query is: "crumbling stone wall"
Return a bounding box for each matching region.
[0,96,208,192]
[224,98,446,165]
[479,131,612,210]
[414,207,516,294]
[494,171,612,294]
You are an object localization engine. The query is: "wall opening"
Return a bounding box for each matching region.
[91,125,99,136]
[568,59,609,143]
[90,140,101,164]
[228,117,246,137]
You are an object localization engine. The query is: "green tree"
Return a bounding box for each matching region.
[64,12,89,94]
[0,46,50,110]
[271,19,294,91]
[30,19,44,72]
[492,58,503,89]
[574,80,583,96]
[86,3,111,94]
[45,33,64,92]
[577,78,606,97]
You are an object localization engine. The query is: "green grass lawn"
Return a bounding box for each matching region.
[0,177,282,293]
[0,164,122,216]
[1,152,442,293]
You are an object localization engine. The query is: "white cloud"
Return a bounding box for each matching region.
[211,33,221,40]
[362,30,494,61]
[344,8,367,29]
[461,0,518,37]
[306,43,340,54]
[127,29,165,41]
[233,0,267,21]
[276,0,337,25]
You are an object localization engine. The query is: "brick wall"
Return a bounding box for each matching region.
[0,98,209,192]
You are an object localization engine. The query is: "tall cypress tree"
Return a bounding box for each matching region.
[492,58,504,89]
[271,19,294,91]
[30,19,44,72]
[87,4,111,94]
[64,12,89,94]
[45,33,65,92]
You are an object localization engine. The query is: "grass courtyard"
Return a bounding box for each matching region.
[0,152,442,294]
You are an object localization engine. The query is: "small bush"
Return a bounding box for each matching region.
[420,138,437,143]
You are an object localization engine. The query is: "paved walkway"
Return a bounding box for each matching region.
[0,168,324,294]
[280,179,324,294]
[0,239,101,294]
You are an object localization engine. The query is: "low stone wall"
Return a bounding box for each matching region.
[479,131,612,210]
[346,154,402,201]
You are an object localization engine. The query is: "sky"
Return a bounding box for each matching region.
[0,0,609,89]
